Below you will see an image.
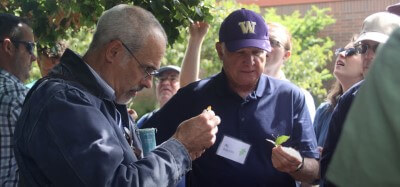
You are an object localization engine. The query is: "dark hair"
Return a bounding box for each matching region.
[0,13,27,41]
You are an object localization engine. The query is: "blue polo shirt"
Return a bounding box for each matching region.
[142,71,319,187]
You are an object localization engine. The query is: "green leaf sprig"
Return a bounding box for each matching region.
[266,135,290,146]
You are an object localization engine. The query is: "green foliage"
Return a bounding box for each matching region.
[0,0,212,48]
[263,6,335,101]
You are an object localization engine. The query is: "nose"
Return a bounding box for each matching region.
[31,53,37,62]
[244,54,255,65]
[141,76,153,89]
[339,51,346,58]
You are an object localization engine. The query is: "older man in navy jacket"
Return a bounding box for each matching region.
[13,4,220,187]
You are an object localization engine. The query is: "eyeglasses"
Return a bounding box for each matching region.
[269,39,282,48]
[120,41,158,79]
[0,39,36,55]
[335,47,358,57]
[155,74,179,84]
[354,43,379,54]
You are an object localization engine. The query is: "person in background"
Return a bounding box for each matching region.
[13,5,220,186]
[26,40,68,88]
[265,22,316,122]
[179,21,210,87]
[314,35,363,149]
[0,13,36,187]
[143,9,319,186]
[136,65,181,127]
[320,12,400,186]
[326,27,400,187]
[137,21,209,128]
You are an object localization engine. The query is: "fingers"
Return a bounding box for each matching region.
[201,109,221,128]
[189,21,209,38]
[275,146,301,163]
[271,146,302,173]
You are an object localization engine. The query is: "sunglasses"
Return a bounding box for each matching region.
[0,39,36,55]
[354,43,379,54]
[335,47,357,57]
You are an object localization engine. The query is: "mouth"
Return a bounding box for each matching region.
[128,90,137,97]
[336,60,345,66]
[159,88,172,94]
[241,70,255,74]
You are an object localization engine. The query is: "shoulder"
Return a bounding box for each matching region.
[137,110,157,128]
[265,75,304,98]
[28,78,95,109]
[316,102,331,111]
[0,75,28,99]
[175,74,219,99]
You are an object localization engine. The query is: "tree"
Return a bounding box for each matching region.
[0,0,212,48]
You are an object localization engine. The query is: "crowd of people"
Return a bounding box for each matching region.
[1,2,400,187]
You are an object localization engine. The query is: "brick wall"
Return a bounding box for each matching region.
[257,0,399,68]
[240,0,399,93]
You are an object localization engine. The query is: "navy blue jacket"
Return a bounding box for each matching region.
[13,49,191,187]
[320,80,364,183]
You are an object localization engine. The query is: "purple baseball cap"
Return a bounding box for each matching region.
[219,8,271,52]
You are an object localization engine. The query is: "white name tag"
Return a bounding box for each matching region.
[216,135,251,164]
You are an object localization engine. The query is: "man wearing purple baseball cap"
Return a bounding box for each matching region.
[143,8,319,186]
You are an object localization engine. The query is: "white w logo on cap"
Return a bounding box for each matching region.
[238,21,257,34]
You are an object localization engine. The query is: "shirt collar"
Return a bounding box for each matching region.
[84,63,116,101]
[216,70,270,99]
[0,68,25,85]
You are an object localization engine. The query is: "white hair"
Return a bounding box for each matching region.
[88,4,167,53]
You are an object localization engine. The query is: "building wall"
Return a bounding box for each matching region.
[239,0,398,92]
[266,0,398,64]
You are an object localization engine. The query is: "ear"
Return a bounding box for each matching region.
[1,39,15,56]
[216,42,224,60]
[105,40,124,64]
[282,50,291,63]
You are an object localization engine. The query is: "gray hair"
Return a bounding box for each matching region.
[88,4,167,53]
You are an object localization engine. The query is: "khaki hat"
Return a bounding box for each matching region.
[355,12,400,44]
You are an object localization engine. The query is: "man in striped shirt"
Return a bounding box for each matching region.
[0,13,36,187]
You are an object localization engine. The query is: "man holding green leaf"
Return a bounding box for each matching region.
[143,8,319,186]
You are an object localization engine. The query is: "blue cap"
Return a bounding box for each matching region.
[219,9,271,52]
[155,65,181,77]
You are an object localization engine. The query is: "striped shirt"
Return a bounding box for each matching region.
[0,68,28,187]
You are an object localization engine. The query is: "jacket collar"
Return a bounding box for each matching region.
[49,48,115,100]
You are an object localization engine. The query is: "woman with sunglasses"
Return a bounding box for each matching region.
[313,35,363,151]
